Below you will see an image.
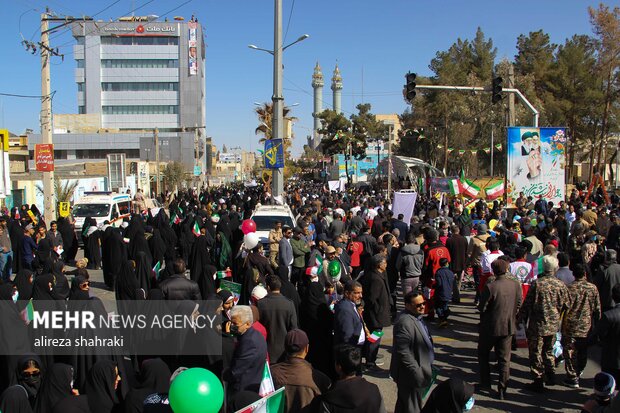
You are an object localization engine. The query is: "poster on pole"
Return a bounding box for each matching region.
[35,144,54,172]
[264,139,284,169]
[506,127,566,208]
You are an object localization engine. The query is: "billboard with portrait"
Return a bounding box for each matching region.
[506,127,566,208]
[188,22,198,75]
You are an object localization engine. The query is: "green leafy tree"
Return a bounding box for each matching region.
[588,4,620,176]
[545,35,604,182]
[36,177,79,205]
[163,161,186,191]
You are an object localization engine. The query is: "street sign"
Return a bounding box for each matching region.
[0,129,9,151]
[193,165,202,176]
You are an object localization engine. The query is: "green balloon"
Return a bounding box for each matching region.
[328,260,341,277]
[169,368,224,413]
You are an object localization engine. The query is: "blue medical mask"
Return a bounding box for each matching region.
[12,290,19,303]
[464,397,475,411]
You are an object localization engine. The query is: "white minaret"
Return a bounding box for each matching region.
[311,61,324,149]
[331,64,343,115]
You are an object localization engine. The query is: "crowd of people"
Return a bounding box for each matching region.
[0,181,618,413]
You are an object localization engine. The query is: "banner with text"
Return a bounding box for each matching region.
[506,127,566,208]
[35,144,54,172]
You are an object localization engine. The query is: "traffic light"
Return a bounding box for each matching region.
[404,72,417,103]
[491,76,503,104]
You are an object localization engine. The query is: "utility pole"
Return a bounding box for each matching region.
[40,11,55,221]
[154,128,160,197]
[271,0,284,198]
[387,125,393,201]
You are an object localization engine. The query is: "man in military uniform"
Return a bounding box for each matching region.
[518,255,570,392]
[561,264,601,388]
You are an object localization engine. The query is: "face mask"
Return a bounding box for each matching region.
[464,397,475,411]
[12,291,19,303]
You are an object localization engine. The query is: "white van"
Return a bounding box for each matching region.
[72,192,132,243]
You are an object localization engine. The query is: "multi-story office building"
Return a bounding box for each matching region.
[28,17,206,171]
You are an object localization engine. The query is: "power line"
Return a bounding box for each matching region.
[0,91,56,99]
[283,0,296,44]
[49,0,123,41]
[54,0,157,49]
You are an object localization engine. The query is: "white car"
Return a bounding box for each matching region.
[250,204,297,252]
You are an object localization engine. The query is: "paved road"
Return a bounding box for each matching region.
[81,255,602,413]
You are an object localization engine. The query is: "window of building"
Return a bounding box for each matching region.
[77,83,85,92]
[101,82,178,92]
[100,36,179,46]
[75,36,85,45]
[76,59,85,68]
[101,59,178,68]
[78,106,86,114]
[75,149,140,159]
[102,105,178,115]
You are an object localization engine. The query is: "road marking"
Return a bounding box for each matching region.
[433,337,456,342]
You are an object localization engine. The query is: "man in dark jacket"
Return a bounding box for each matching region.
[334,281,365,347]
[313,344,386,413]
[445,225,468,303]
[594,284,620,383]
[356,226,378,271]
[360,254,391,371]
[390,291,434,413]
[392,214,409,244]
[397,233,424,299]
[478,259,522,400]
[159,258,202,300]
[594,250,620,311]
[258,275,298,363]
[224,305,268,394]
[271,329,331,412]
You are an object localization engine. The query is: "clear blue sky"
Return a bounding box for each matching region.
[0,0,606,156]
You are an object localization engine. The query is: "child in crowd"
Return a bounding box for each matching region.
[434,257,455,327]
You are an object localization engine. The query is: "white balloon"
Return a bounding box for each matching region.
[243,232,260,250]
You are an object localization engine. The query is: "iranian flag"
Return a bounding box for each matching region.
[169,212,181,225]
[305,255,324,277]
[215,269,232,279]
[367,330,384,343]
[459,170,480,198]
[235,387,285,413]
[152,261,162,279]
[258,362,275,397]
[485,181,504,200]
[20,300,34,324]
[192,221,201,237]
[448,178,460,195]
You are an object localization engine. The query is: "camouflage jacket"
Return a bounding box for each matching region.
[518,274,570,337]
[562,279,601,338]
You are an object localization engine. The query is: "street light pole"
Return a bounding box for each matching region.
[271,0,284,199]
